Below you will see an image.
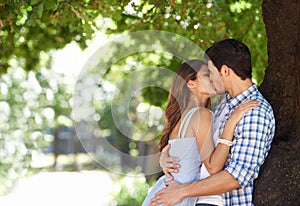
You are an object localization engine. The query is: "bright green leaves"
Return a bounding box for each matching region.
[0,0,268,86]
[229,1,252,13]
[0,1,101,71]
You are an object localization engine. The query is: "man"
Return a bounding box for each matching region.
[150,39,275,206]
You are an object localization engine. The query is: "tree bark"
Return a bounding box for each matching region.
[260,0,300,141]
[254,0,300,204]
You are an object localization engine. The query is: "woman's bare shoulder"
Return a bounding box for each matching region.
[190,107,212,126]
[197,107,213,118]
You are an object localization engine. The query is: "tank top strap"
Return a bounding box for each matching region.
[177,109,193,139]
[178,107,199,139]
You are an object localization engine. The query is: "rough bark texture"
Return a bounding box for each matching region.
[254,0,300,205]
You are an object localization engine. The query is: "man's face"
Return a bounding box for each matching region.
[207,60,225,94]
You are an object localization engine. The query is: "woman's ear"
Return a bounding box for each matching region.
[187,80,195,89]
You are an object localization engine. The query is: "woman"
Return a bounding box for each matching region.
[142,60,259,206]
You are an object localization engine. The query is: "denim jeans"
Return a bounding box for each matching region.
[195,204,218,206]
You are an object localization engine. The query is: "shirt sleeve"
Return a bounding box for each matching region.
[224,109,273,188]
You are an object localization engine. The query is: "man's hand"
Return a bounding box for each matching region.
[159,144,180,179]
[150,180,184,206]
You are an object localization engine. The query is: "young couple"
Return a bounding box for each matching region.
[142,39,275,206]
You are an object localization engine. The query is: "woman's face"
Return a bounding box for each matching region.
[207,60,225,94]
[194,64,217,96]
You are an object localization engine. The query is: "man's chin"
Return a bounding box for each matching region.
[210,90,225,97]
[210,88,222,96]
[209,93,218,97]
[215,88,225,94]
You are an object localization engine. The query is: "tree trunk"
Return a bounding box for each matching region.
[53,128,59,168]
[254,0,300,204]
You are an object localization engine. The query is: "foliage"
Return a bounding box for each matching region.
[0,0,267,82]
[110,174,155,206]
[94,59,165,172]
[0,0,100,73]
[0,60,74,195]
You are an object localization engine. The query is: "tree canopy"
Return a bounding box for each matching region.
[0,0,267,83]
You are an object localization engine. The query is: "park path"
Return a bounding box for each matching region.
[0,171,113,206]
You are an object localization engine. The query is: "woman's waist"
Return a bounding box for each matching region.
[171,172,200,183]
[174,161,202,172]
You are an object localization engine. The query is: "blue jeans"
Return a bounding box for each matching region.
[196,204,218,206]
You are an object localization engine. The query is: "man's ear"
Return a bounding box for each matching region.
[220,65,231,77]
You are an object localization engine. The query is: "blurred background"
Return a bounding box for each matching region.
[0,0,298,205]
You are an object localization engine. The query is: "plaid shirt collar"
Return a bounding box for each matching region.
[225,84,257,111]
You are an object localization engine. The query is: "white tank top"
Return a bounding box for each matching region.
[196,164,224,205]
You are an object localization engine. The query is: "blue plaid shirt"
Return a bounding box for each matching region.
[214,84,275,205]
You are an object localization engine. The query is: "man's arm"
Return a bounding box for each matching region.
[150,170,240,206]
[180,170,240,197]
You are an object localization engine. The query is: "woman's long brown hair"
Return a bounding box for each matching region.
[158,60,206,151]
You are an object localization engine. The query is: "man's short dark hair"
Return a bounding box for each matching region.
[205,38,252,80]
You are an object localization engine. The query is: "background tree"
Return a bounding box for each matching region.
[253,0,300,204]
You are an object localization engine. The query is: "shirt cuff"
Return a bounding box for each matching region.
[225,162,250,188]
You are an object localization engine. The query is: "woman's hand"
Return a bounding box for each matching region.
[228,99,260,126]
[221,100,260,142]
[159,144,180,179]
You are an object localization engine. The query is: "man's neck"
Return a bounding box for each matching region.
[228,79,253,98]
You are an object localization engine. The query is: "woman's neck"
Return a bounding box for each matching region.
[188,95,209,108]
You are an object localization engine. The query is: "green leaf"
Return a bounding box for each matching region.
[37,2,44,18]
[30,0,40,5]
